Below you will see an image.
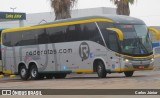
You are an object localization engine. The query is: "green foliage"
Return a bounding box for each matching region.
[50,0,77,20]
[110,0,135,5]
[110,0,136,16]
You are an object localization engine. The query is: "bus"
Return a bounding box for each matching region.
[1,15,159,80]
[0,29,4,74]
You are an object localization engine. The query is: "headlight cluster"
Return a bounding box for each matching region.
[151,58,154,61]
[124,59,129,62]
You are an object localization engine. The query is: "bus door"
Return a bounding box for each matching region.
[106,31,121,71]
[0,30,2,73]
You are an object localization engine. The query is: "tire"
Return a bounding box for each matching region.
[124,71,134,77]
[30,65,39,80]
[45,74,54,79]
[19,65,30,80]
[54,73,67,79]
[96,61,106,78]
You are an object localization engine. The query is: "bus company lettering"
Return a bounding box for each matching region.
[26,49,72,56]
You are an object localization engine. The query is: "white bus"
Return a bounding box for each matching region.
[1,15,159,80]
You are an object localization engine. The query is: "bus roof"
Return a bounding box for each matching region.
[2,15,145,33]
[45,15,145,25]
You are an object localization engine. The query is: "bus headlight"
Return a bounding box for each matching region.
[124,59,129,62]
[151,58,154,62]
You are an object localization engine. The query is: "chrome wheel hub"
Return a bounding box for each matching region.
[31,69,37,77]
[21,68,26,77]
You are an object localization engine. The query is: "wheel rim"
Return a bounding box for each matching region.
[97,65,102,75]
[31,69,37,78]
[21,68,26,77]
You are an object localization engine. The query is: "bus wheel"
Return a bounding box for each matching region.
[124,71,134,77]
[54,73,67,79]
[96,61,106,78]
[46,74,54,79]
[19,66,29,80]
[30,65,39,80]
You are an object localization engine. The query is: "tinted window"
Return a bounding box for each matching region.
[2,23,106,46]
[81,23,104,46]
[47,26,67,43]
[11,32,22,46]
[66,24,82,42]
[37,29,49,44]
[108,33,119,52]
[20,30,37,45]
[3,33,11,46]
[98,22,117,47]
[0,30,1,59]
[0,30,2,44]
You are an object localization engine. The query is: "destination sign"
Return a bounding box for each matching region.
[0,12,26,20]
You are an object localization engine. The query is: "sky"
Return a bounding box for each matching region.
[0,0,160,26]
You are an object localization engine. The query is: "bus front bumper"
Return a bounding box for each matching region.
[116,59,154,72]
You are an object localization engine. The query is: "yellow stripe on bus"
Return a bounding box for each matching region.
[0,75,4,78]
[3,70,12,75]
[75,70,93,73]
[2,18,113,33]
[115,68,154,72]
[107,28,124,41]
[115,53,154,59]
[10,75,16,78]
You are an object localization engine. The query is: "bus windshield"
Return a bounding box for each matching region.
[115,24,152,56]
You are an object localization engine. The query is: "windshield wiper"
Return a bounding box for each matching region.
[136,36,149,54]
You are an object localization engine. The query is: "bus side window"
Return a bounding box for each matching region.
[64,24,82,42]
[47,26,67,43]
[3,33,11,46]
[11,32,22,46]
[81,23,105,46]
[66,25,76,42]
[37,29,49,44]
[108,32,119,52]
[21,30,37,46]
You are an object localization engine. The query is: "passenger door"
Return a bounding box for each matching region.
[106,32,121,71]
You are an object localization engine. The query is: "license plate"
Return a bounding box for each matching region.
[139,66,144,69]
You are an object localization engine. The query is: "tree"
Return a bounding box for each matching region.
[50,0,77,20]
[110,0,135,16]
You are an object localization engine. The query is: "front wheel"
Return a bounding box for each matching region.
[19,66,30,80]
[30,65,39,80]
[96,61,107,78]
[124,71,134,77]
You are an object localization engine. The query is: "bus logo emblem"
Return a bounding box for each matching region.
[79,42,90,60]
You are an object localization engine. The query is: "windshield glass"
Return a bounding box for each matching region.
[115,24,153,56]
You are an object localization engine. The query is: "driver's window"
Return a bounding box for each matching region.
[108,32,119,52]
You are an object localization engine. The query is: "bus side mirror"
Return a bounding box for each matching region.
[148,28,160,41]
[106,28,124,41]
